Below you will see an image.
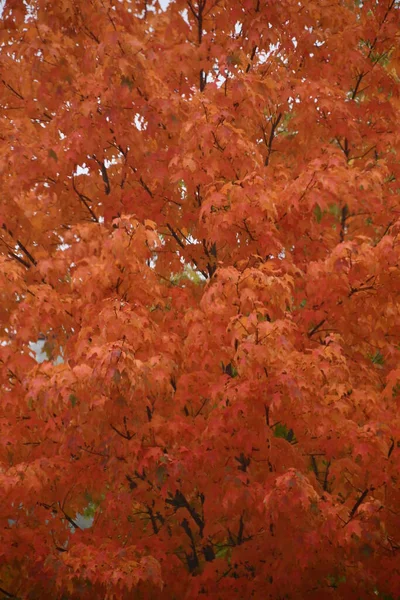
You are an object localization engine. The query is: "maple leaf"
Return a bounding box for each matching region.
[1,0,400,597]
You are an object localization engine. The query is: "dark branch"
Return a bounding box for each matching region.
[110,423,134,440]
[8,251,31,269]
[93,155,111,195]
[323,460,331,492]
[17,240,37,266]
[308,319,326,338]
[2,79,24,100]
[348,487,371,520]
[58,503,81,530]
[0,586,19,599]
[246,45,258,73]
[72,177,99,222]
[264,113,282,166]
[166,490,204,537]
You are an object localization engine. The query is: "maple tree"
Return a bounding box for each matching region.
[1,0,400,597]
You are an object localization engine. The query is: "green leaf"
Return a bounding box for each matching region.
[274,423,295,443]
[48,149,58,162]
[314,204,323,223]
[327,574,346,589]
[215,545,231,559]
[69,394,78,407]
[369,351,384,365]
[121,75,133,90]
[328,203,341,219]
[392,382,400,398]
[83,501,97,519]
[223,362,238,378]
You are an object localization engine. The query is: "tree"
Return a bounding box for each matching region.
[0,0,400,597]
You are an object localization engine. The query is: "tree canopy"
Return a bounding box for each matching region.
[1,0,400,598]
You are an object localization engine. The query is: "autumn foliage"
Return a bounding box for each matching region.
[1,0,400,597]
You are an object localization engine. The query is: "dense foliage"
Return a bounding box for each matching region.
[1,0,400,598]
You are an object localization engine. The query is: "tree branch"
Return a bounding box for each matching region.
[92,155,111,195]
[308,319,326,338]
[17,240,37,266]
[264,113,282,166]
[348,487,373,521]
[58,502,81,530]
[0,586,19,599]
[72,177,99,222]
[110,423,134,440]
